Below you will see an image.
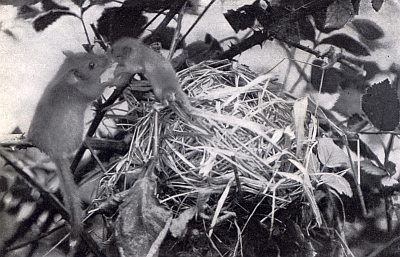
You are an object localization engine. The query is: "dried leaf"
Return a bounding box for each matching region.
[116,176,172,257]
[170,207,196,238]
[317,138,350,168]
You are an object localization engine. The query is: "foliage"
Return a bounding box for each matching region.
[0,0,400,257]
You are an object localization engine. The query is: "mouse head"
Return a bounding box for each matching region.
[111,38,145,76]
[63,51,111,100]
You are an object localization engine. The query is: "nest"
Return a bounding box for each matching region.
[100,59,323,224]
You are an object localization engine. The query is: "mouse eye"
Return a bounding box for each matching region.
[88,62,96,70]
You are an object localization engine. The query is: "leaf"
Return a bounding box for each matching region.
[333,88,363,116]
[325,0,354,30]
[317,138,350,168]
[312,8,336,33]
[381,176,398,187]
[371,0,384,11]
[96,6,147,44]
[17,5,40,19]
[70,0,85,6]
[360,160,386,176]
[170,207,196,238]
[352,19,384,40]
[33,11,75,31]
[320,173,353,197]
[310,59,343,93]
[351,0,361,14]
[41,0,69,11]
[319,34,370,56]
[362,79,400,131]
[223,3,258,33]
[0,0,40,6]
[115,176,172,257]
[298,16,315,42]
[293,98,308,157]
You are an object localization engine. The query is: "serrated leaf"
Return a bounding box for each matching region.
[41,0,69,11]
[381,176,398,187]
[310,59,343,93]
[320,173,353,197]
[317,138,350,168]
[362,79,400,131]
[352,19,384,40]
[223,3,257,33]
[319,34,370,56]
[360,160,386,176]
[33,11,75,31]
[372,0,384,11]
[170,207,196,238]
[325,0,354,30]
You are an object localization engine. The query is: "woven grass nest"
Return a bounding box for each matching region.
[95,59,347,256]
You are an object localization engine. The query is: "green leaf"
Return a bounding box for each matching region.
[70,0,85,6]
[320,173,353,197]
[319,33,370,56]
[360,160,386,176]
[33,11,76,31]
[352,19,384,40]
[317,138,350,168]
[310,59,343,93]
[42,0,69,11]
[325,0,354,30]
[362,79,400,131]
[371,0,384,11]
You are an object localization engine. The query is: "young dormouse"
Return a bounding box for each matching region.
[28,51,110,247]
[111,37,191,111]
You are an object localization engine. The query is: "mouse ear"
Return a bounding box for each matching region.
[66,69,84,84]
[62,50,75,57]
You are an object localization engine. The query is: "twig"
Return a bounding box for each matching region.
[90,23,108,51]
[5,224,66,253]
[70,82,131,175]
[0,147,68,217]
[0,147,106,257]
[384,134,395,165]
[168,1,186,60]
[143,0,187,45]
[179,0,217,45]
